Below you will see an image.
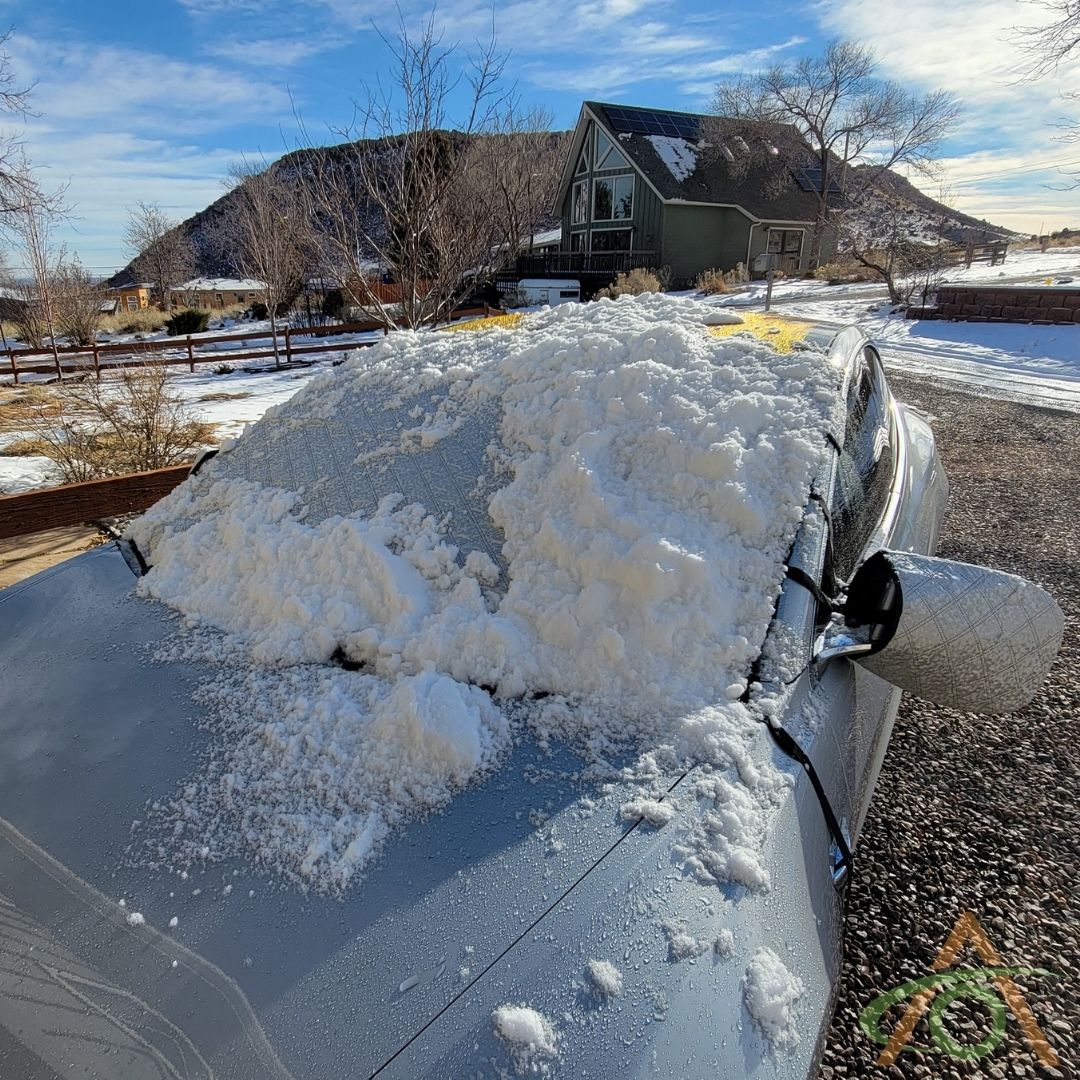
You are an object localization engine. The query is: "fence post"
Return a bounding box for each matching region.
[92,340,100,380]
[186,336,195,373]
[8,352,17,386]
[285,325,292,364]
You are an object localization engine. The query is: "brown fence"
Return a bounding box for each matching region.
[0,465,192,540]
[3,305,499,383]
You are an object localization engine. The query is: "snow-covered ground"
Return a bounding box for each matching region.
[709,247,1080,412]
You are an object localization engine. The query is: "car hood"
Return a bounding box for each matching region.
[0,545,840,1079]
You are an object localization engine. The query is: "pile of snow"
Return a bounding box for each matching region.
[743,947,805,1049]
[129,294,838,891]
[586,959,623,997]
[492,1004,558,1074]
[619,797,676,827]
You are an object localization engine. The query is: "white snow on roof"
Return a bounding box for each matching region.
[173,277,267,292]
[527,226,563,248]
[743,947,805,1048]
[647,134,699,182]
[128,294,838,892]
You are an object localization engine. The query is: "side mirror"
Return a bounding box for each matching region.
[816,550,1064,715]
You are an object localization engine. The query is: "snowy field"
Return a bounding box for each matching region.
[708,246,1080,412]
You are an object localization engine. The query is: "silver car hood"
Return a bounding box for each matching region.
[0,543,846,1080]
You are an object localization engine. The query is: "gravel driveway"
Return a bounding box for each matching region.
[818,376,1079,1078]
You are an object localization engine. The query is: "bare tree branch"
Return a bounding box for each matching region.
[712,40,959,269]
[123,202,194,311]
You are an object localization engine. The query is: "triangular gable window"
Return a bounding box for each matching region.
[595,128,630,171]
[575,145,589,174]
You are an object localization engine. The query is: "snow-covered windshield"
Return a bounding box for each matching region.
[127,294,840,894]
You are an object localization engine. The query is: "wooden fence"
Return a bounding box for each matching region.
[3,305,499,383]
[0,465,192,541]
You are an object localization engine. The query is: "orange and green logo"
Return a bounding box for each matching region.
[859,911,1060,1066]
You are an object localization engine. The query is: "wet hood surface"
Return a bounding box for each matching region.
[0,545,837,1079]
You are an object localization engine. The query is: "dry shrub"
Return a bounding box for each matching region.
[24,362,213,483]
[696,268,729,295]
[0,435,53,457]
[814,257,880,283]
[596,267,662,300]
[99,308,168,335]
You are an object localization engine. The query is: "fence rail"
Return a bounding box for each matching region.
[3,305,499,383]
[0,466,192,540]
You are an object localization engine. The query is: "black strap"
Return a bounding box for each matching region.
[765,722,853,884]
[784,564,835,611]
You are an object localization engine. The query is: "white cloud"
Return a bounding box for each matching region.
[203,38,326,67]
[817,0,1079,232]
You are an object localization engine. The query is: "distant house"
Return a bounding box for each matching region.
[102,283,152,315]
[170,277,267,310]
[530,101,840,291]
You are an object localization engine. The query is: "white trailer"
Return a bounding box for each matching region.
[517,279,581,305]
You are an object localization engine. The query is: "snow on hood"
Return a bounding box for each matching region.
[128,294,840,892]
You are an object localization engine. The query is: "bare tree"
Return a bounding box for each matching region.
[225,159,309,366]
[839,197,956,305]
[7,155,66,376]
[123,202,193,310]
[713,41,959,268]
[52,255,105,345]
[1019,0,1080,181]
[469,106,568,261]
[304,13,523,331]
[0,29,49,220]
[1019,0,1080,73]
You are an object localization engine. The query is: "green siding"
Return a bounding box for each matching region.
[660,205,752,285]
[559,122,663,254]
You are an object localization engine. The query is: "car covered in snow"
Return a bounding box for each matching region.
[0,297,1063,1079]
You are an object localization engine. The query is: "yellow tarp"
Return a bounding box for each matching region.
[706,311,813,353]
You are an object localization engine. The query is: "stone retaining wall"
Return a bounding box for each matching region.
[909,285,1080,323]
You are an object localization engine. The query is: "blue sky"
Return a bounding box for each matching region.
[4,0,1078,271]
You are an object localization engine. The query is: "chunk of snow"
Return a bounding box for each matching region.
[743,947,805,1048]
[702,310,745,326]
[125,912,145,927]
[168,916,178,929]
[714,928,735,957]
[586,959,623,997]
[619,797,676,827]
[662,919,710,961]
[492,1004,558,1073]
[646,135,699,181]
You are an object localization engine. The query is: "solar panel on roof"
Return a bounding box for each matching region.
[604,107,701,140]
[793,167,843,194]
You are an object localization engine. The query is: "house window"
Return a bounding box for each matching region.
[572,180,588,225]
[767,229,803,256]
[126,296,138,310]
[575,145,589,175]
[216,293,224,306]
[569,231,586,252]
[593,175,633,221]
[594,128,631,171]
[590,228,632,252]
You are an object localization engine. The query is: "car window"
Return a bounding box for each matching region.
[829,347,895,582]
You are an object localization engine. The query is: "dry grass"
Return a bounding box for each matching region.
[695,268,729,295]
[595,268,662,300]
[98,309,169,335]
[197,390,253,403]
[0,435,53,457]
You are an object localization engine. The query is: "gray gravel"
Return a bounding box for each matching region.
[818,376,1079,1079]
